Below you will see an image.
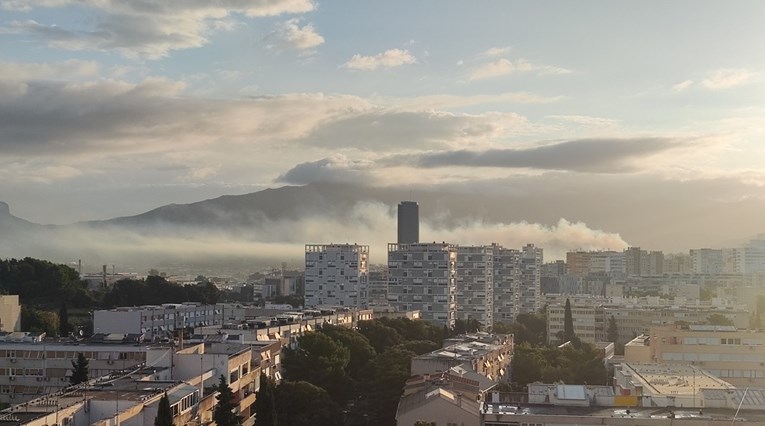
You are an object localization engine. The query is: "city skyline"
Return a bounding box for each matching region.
[2,1,765,263]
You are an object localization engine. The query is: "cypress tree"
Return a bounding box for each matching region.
[154,393,173,426]
[213,375,242,426]
[70,352,89,385]
[254,373,277,426]
[59,301,70,337]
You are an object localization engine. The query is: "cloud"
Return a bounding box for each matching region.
[342,48,416,71]
[0,78,374,156]
[673,69,758,92]
[3,0,317,58]
[271,18,324,51]
[672,79,694,92]
[546,115,619,129]
[470,58,571,80]
[0,59,99,80]
[388,92,562,109]
[277,155,374,185]
[701,69,755,90]
[303,110,531,150]
[479,46,511,57]
[388,138,694,173]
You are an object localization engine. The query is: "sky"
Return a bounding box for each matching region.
[2,1,765,262]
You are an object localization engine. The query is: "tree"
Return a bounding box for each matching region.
[357,320,402,354]
[274,381,342,426]
[282,332,352,404]
[59,301,70,337]
[707,314,734,326]
[154,393,173,426]
[254,373,277,426]
[563,298,575,343]
[213,375,242,426]
[317,325,376,379]
[70,352,89,385]
[607,315,619,343]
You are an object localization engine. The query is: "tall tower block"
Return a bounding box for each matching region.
[397,201,419,244]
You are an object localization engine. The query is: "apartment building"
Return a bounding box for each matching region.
[493,245,520,323]
[545,297,750,345]
[304,244,369,308]
[518,244,543,316]
[0,331,170,404]
[690,248,724,275]
[625,325,765,388]
[0,295,20,332]
[411,333,513,382]
[546,303,604,344]
[456,245,494,326]
[93,303,233,339]
[387,242,457,327]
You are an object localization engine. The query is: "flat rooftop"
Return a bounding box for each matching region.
[624,363,733,395]
[481,403,765,422]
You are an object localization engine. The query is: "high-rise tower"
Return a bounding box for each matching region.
[397,201,419,244]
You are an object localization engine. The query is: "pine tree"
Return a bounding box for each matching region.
[70,352,89,385]
[213,374,242,426]
[254,373,277,426]
[607,315,619,343]
[154,393,173,426]
[563,298,575,343]
[59,301,70,337]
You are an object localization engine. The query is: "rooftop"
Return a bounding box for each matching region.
[622,363,733,396]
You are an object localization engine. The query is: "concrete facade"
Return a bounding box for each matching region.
[0,295,20,332]
[456,245,494,326]
[387,242,457,327]
[304,244,369,308]
[625,325,765,388]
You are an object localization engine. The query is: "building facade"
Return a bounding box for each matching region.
[388,242,457,327]
[304,244,369,308]
[456,245,494,326]
[518,244,543,316]
[397,201,419,244]
[625,325,765,388]
[0,295,20,332]
[493,245,520,323]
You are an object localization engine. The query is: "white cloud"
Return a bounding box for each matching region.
[0,59,99,80]
[479,46,511,57]
[2,0,317,58]
[701,69,755,90]
[469,58,571,80]
[672,79,694,92]
[272,18,324,51]
[547,115,619,129]
[343,48,416,71]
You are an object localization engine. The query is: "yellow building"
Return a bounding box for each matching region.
[625,325,765,388]
[0,295,21,332]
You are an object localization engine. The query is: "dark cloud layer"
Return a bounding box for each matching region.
[394,137,689,172]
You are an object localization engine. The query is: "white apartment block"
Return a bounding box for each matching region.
[387,242,457,327]
[455,245,494,326]
[94,303,234,339]
[304,244,369,308]
[492,245,520,323]
[547,303,603,344]
[664,252,692,274]
[690,248,724,275]
[589,250,625,276]
[0,295,20,332]
[518,244,543,316]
